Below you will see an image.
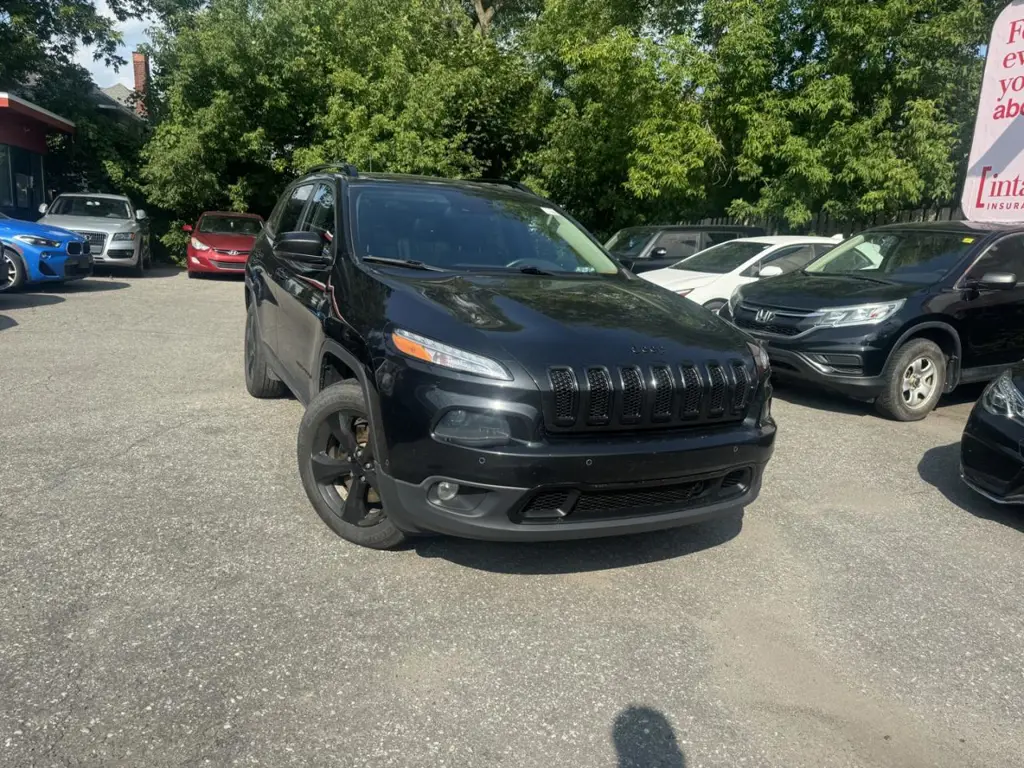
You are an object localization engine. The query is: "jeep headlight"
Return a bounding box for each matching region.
[813,300,904,328]
[981,370,1024,420]
[111,232,136,241]
[14,234,61,248]
[391,328,512,381]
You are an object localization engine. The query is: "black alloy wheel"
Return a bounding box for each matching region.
[310,413,385,528]
[297,382,406,549]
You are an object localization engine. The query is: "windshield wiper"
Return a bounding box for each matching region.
[515,265,555,275]
[802,270,894,285]
[361,255,447,272]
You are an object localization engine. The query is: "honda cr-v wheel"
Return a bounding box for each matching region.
[875,338,946,421]
[297,382,407,549]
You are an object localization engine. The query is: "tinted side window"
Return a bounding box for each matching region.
[274,184,313,235]
[706,231,740,246]
[653,231,701,261]
[969,235,1024,282]
[302,183,336,240]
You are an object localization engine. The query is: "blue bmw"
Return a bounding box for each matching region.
[0,212,93,292]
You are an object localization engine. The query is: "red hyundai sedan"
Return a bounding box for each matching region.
[184,212,264,277]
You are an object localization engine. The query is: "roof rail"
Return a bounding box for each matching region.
[466,178,536,195]
[305,162,359,177]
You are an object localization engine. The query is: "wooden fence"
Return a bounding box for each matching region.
[690,204,965,237]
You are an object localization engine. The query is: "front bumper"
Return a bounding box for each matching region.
[719,303,890,400]
[960,404,1024,504]
[375,421,775,541]
[22,249,92,283]
[187,248,247,273]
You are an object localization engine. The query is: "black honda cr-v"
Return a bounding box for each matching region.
[720,221,1024,421]
[244,165,776,549]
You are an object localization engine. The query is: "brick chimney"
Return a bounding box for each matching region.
[132,51,149,118]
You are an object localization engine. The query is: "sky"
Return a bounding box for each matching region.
[72,2,152,90]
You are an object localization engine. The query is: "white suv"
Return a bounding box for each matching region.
[39,193,151,275]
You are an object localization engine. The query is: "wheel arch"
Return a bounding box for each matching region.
[1,244,28,289]
[316,338,391,469]
[887,321,962,392]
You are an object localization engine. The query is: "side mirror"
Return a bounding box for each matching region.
[759,265,784,278]
[38,203,48,215]
[650,247,668,258]
[135,209,147,220]
[181,224,193,233]
[976,271,1017,290]
[275,231,330,265]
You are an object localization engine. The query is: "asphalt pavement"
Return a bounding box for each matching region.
[1,269,1021,767]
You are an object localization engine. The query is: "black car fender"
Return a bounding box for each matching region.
[884,320,963,391]
[316,338,393,470]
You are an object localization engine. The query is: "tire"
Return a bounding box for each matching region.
[134,245,146,276]
[702,299,727,313]
[1,248,25,292]
[244,302,286,398]
[875,338,947,421]
[297,382,407,550]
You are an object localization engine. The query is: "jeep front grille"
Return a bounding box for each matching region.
[546,360,756,432]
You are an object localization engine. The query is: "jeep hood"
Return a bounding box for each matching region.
[737,272,922,310]
[381,272,754,376]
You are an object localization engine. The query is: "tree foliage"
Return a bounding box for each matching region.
[137,0,999,249]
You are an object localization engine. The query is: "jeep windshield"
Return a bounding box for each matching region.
[352,185,619,275]
[48,196,131,219]
[803,230,975,284]
[671,241,770,274]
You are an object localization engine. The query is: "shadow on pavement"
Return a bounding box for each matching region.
[772,379,873,417]
[918,443,1023,532]
[39,278,131,294]
[90,265,183,280]
[0,292,65,309]
[0,314,16,331]
[412,511,743,574]
[613,706,686,768]
[188,271,246,282]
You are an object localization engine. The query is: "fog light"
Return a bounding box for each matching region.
[437,481,460,502]
[433,410,511,447]
[190,256,200,265]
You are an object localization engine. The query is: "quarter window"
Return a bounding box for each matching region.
[302,183,337,241]
[273,184,313,235]
[742,244,820,277]
[652,231,700,261]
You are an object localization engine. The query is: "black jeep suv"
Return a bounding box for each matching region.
[721,221,1024,421]
[244,165,776,549]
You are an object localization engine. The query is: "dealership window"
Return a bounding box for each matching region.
[0,145,12,208]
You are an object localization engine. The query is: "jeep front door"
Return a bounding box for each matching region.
[275,181,337,403]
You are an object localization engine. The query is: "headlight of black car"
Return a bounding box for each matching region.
[981,370,1024,420]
